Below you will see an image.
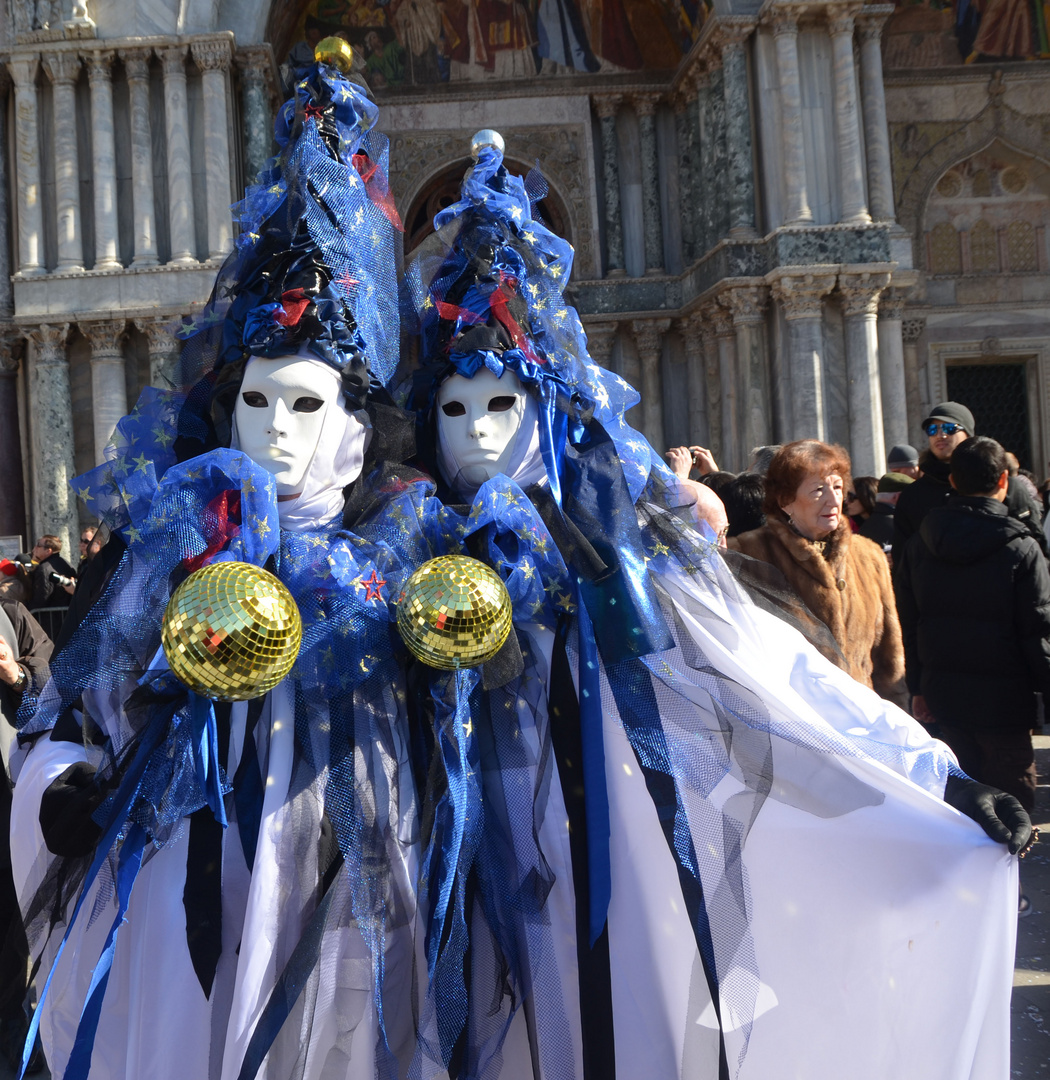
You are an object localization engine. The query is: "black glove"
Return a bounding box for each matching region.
[944,774,1034,855]
[39,761,110,858]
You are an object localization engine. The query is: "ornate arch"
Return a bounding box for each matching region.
[389,126,597,278]
[892,85,1050,239]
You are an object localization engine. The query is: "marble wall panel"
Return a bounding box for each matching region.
[797,30,836,226]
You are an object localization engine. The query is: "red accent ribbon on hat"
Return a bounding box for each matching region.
[436,300,484,325]
[183,490,242,573]
[488,274,542,364]
[352,152,403,231]
[275,288,311,327]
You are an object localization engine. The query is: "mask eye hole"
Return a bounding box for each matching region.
[293,396,324,413]
[488,396,516,413]
[241,391,268,408]
[441,401,466,417]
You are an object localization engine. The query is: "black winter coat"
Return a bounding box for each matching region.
[859,503,894,552]
[895,495,1050,728]
[892,451,1046,565]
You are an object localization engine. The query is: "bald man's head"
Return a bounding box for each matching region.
[683,478,729,547]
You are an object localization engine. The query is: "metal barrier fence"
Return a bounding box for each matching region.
[29,606,67,644]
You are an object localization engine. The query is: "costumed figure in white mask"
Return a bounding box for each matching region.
[8,42,435,1080]
[396,132,1031,1080]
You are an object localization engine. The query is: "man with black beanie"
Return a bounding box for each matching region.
[896,437,1049,880]
[891,400,1046,566]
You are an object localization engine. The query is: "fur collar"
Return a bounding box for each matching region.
[765,515,851,585]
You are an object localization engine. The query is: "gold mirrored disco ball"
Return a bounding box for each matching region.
[162,562,302,702]
[314,36,354,74]
[397,555,513,670]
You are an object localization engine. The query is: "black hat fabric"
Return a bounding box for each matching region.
[921,401,975,436]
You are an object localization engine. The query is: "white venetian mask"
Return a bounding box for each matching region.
[232,351,371,529]
[437,366,539,491]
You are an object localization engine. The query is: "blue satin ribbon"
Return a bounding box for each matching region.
[189,692,228,829]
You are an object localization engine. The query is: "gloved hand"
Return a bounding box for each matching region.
[944,774,1035,855]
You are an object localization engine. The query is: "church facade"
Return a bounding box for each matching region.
[0,0,1048,556]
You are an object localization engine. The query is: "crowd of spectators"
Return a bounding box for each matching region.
[667,399,1050,913]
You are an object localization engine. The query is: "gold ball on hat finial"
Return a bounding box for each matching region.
[314,36,354,74]
[470,129,505,161]
[162,561,302,702]
[396,555,512,670]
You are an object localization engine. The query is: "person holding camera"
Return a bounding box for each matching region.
[20,535,75,613]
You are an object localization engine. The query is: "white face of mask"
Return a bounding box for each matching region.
[233,355,345,496]
[437,367,529,487]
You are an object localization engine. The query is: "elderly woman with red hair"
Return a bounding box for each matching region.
[729,439,907,706]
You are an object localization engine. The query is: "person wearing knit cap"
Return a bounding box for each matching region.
[859,472,914,557]
[892,400,1045,567]
[886,444,920,479]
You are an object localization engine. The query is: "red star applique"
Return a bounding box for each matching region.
[361,569,386,602]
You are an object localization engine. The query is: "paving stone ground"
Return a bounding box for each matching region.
[4,737,1049,1080]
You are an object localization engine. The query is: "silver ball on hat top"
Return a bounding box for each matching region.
[470,129,505,160]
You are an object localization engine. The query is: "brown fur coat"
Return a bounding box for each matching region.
[729,516,908,707]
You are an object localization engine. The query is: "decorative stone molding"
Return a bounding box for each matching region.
[878,286,909,321]
[86,48,115,81]
[856,4,894,41]
[838,270,892,317]
[769,271,836,320]
[720,284,768,325]
[704,302,736,338]
[159,43,187,77]
[582,321,618,368]
[118,47,152,81]
[631,318,671,359]
[41,50,80,85]
[0,328,21,376]
[592,93,623,121]
[901,317,926,342]
[630,92,660,117]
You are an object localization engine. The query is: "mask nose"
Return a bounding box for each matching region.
[267,398,293,438]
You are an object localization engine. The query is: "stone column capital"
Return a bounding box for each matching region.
[159,44,188,77]
[712,16,757,55]
[192,39,233,73]
[42,51,81,86]
[901,316,926,342]
[703,303,736,338]
[583,321,618,367]
[119,47,153,81]
[592,93,623,120]
[86,49,115,81]
[630,91,661,117]
[720,284,769,325]
[134,317,175,354]
[878,286,910,321]
[770,272,836,320]
[838,270,892,317]
[771,11,799,37]
[80,318,126,358]
[7,56,40,87]
[678,313,707,360]
[631,318,671,358]
[856,4,894,40]
[25,323,70,364]
[827,6,861,37]
[0,328,21,376]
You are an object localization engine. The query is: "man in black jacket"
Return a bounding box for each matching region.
[896,436,1050,819]
[891,401,1046,567]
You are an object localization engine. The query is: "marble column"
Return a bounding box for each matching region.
[877,287,910,452]
[136,317,181,387]
[673,90,697,266]
[701,316,723,464]
[160,46,197,265]
[87,50,121,270]
[237,48,274,184]
[193,40,234,261]
[0,336,26,542]
[902,316,926,438]
[771,272,836,441]
[721,31,757,238]
[81,319,128,465]
[0,70,13,315]
[695,76,712,256]
[42,52,84,272]
[721,285,771,462]
[707,303,740,470]
[772,13,812,226]
[828,10,870,225]
[594,95,625,276]
[9,57,45,275]
[839,271,891,475]
[24,323,78,554]
[119,48,159,266]
[857,10,895,224]
[632,318,670,448]
[633,94,664,275]
[681,313,709,446]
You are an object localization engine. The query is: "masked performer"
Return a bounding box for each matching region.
[398,132,1029,1080]
[9,44,432,1080]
